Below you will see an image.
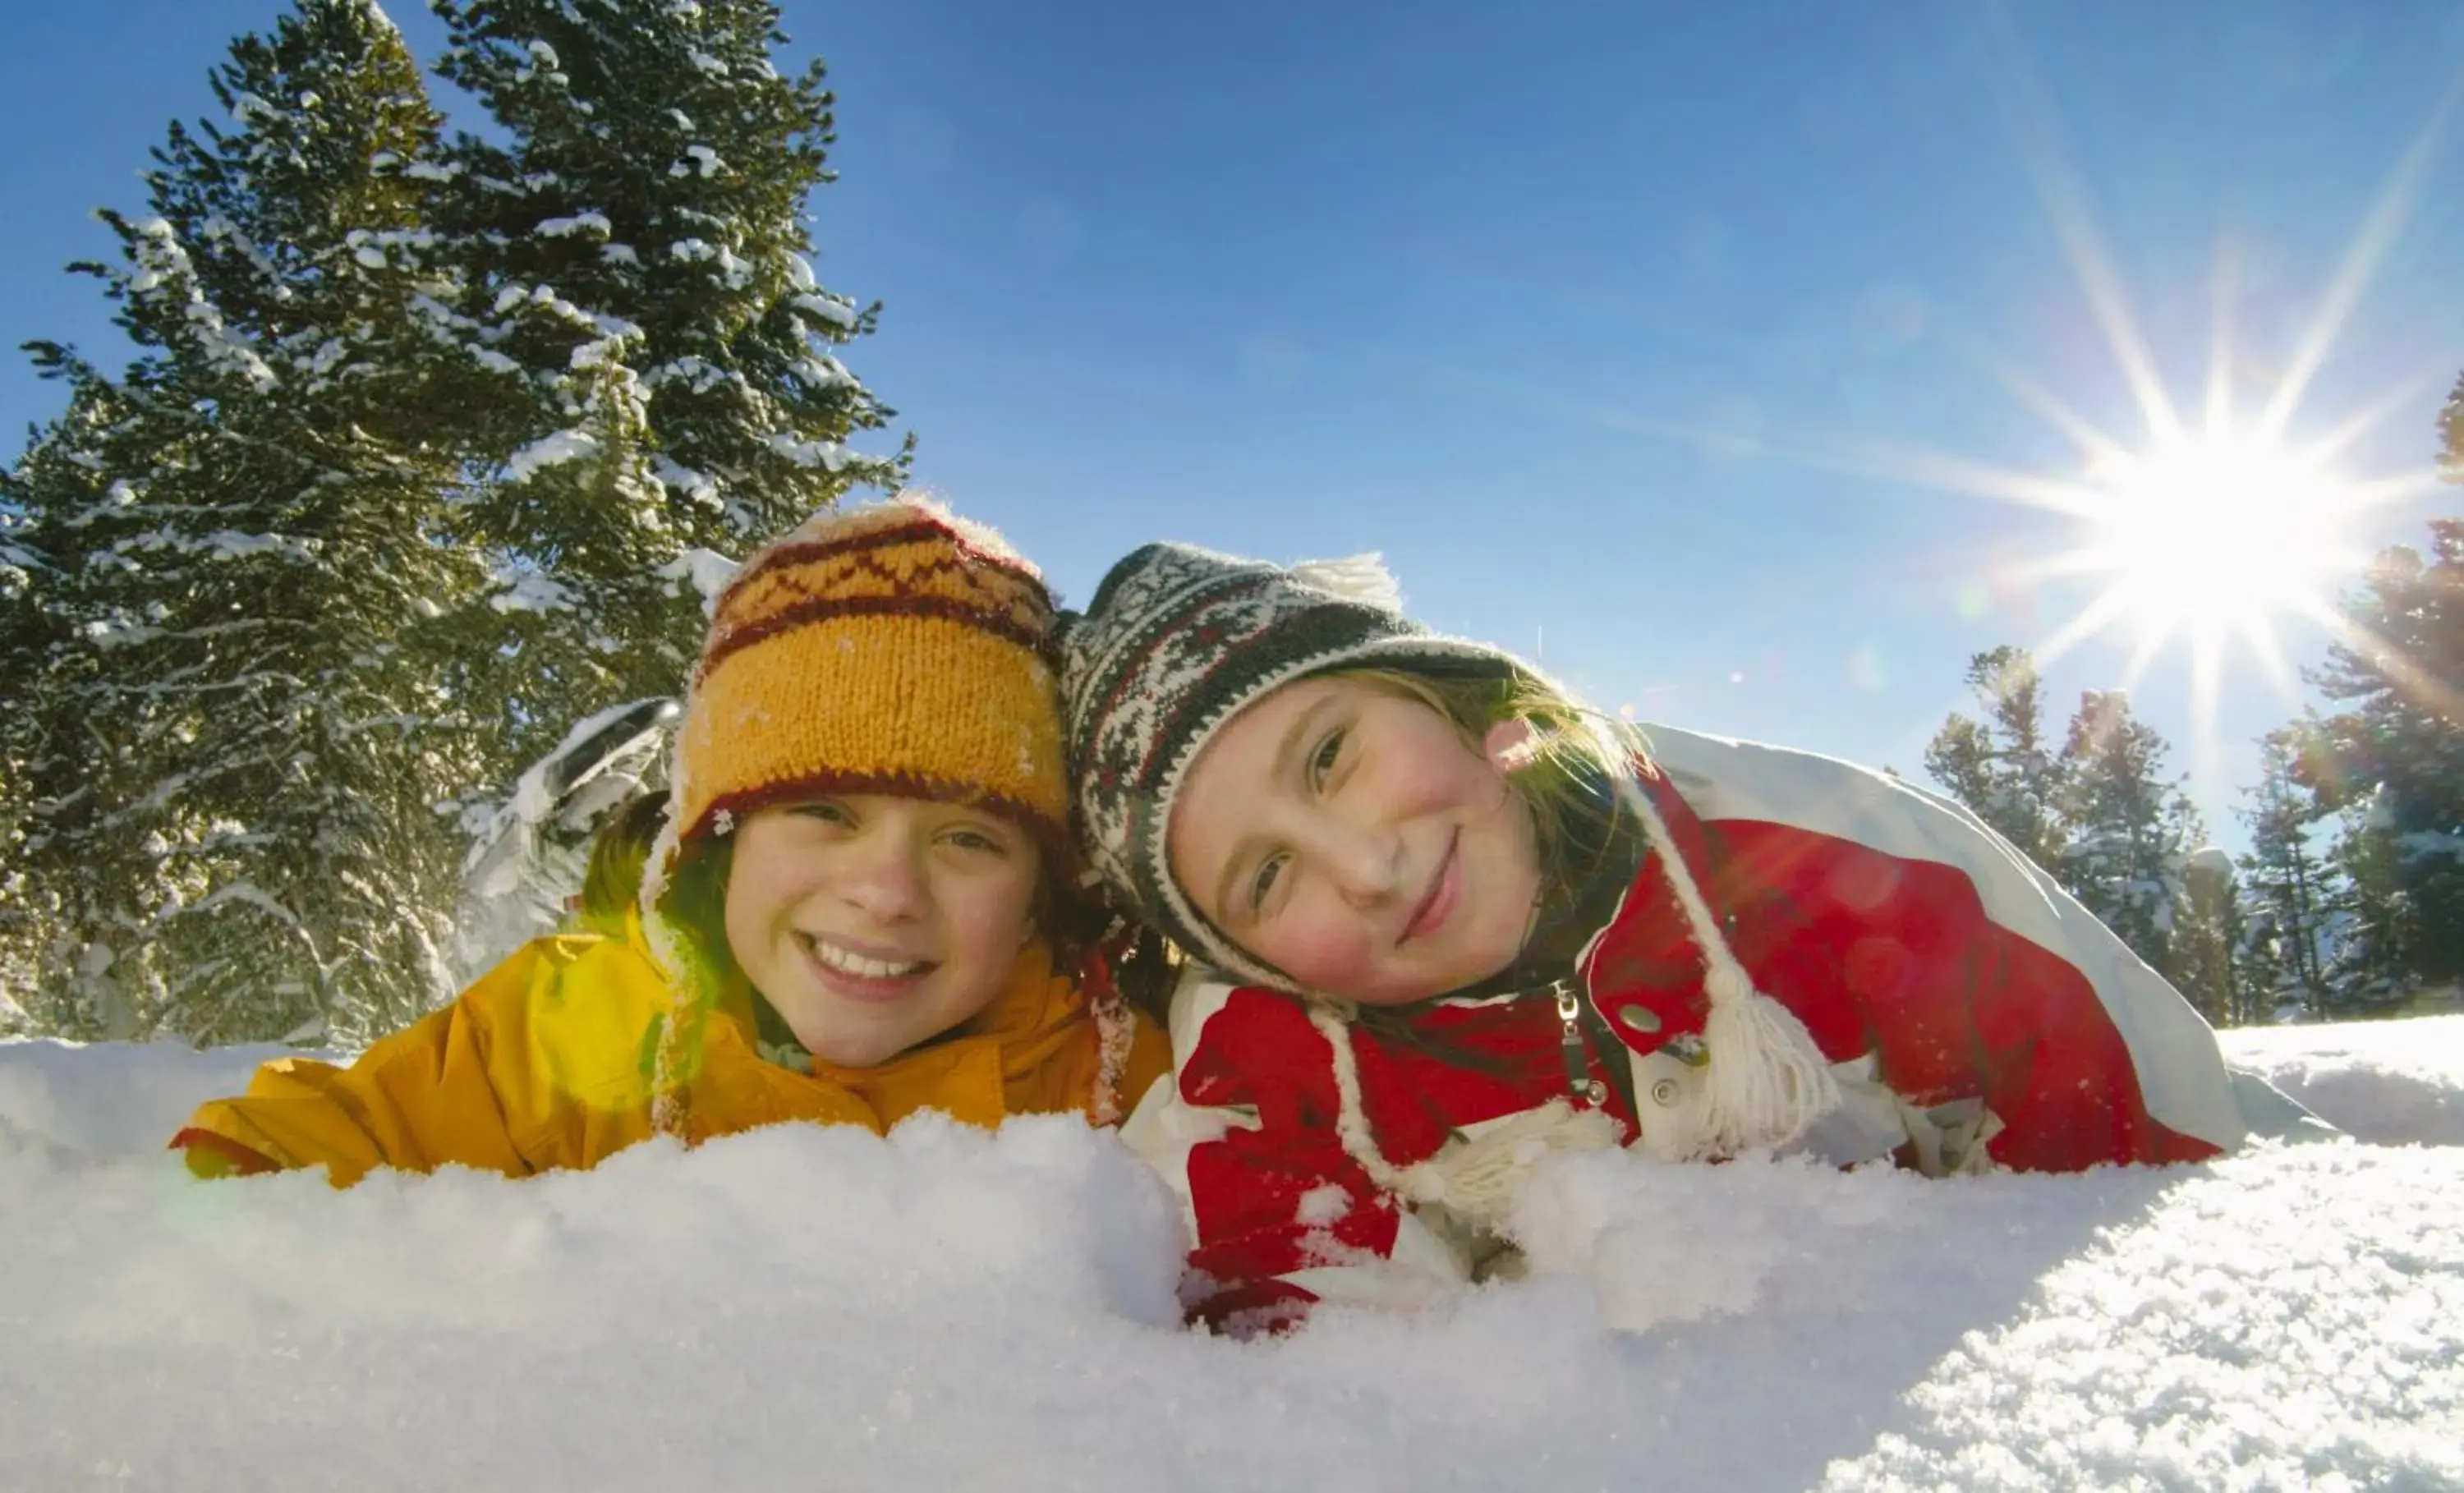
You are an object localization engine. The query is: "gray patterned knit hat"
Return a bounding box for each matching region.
[1061,540,1524,988]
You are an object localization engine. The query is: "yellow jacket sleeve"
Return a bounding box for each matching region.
[172,942,568,1187]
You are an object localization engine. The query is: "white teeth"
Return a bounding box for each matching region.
[804,935,926,980]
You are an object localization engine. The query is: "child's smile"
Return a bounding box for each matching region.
[725,795,1039,1064]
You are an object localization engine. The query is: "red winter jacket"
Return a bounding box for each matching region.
[1120,725,2315,1331]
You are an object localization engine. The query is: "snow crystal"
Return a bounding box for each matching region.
[646,354,736,395]
[1294,1181,1352,1226]
[80,615,162,650]
[198,214,283,286]
[650,456,719,508]
[664,239,747,284]
[535,212,613,239]
[654,547,741,610]
[687,48,728,76]
[793,290,857,329]
[0,1019,2455,1491]
[793,353,857,391]
[765,432,852,471]
[503,430,601,482]
[570,337,621,371]
[197,531,315,562]
[488,569,575,614]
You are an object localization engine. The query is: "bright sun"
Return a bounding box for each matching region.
[2074,432,2356,648]
[1608,34,2451,744]
[2005,424,2386,719]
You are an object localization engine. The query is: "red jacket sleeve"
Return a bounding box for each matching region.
[1712,820,2225,1169]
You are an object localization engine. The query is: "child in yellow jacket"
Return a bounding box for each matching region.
[173,498,1171,1185]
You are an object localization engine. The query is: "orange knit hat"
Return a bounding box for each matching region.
[646,495,1067,906]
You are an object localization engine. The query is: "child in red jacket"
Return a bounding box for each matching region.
[1062,541,2322,1331]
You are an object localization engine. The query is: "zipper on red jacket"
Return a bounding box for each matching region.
[1549,979,1610,1108]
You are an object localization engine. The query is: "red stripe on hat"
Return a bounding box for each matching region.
[715,517,1040,618]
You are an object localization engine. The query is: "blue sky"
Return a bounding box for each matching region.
[7,1,2463,849]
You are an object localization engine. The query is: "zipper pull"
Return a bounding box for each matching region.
[1551,979,1609,1109]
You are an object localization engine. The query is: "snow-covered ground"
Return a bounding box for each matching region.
[2,1018,2458,1493]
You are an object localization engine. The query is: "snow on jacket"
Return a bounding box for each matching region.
[174,922,1172,1187]
[1120,724,2320,1330]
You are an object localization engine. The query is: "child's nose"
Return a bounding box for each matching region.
[836,828,930,922]
[1321,823,1404,908]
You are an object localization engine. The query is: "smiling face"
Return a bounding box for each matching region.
[721,794,1041,1068]
[1165,674,1542,1006]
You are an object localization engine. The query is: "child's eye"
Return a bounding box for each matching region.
[941,825,1012,857]
[1248,852,1288,913]
[1308,728,1345,790]
[792,800,855,828]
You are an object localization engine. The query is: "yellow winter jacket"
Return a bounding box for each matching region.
[172,923,1171,1187]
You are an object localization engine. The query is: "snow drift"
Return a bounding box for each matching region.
[2,1018,2459,1492]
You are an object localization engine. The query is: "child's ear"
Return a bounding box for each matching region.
[1482,718,1541,772]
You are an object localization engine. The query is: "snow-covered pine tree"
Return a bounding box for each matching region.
[0,387,159,1036]
[0,0,496,1045]
[1923,645,2068,869]
[2053,689,2200,972]
[2170,846,2247,1026]
[2315,803,2416,1012]
[2305,521,2464,1004]
[420,0,902,779]
[2235,724,2336,1019]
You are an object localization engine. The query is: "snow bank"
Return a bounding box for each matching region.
[1,1019,2458,1492]
[2222,1013,2464,1146]
[0,1037,307,1158]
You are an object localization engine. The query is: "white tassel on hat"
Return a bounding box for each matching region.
[1608,765,1839,1157]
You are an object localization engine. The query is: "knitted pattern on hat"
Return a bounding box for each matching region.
[652,497,1067,885]
[1060,541,1522,989]
[642,496,1128,1138]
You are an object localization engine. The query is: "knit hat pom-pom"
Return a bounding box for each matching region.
[1289,554,1404,612]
